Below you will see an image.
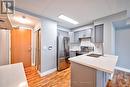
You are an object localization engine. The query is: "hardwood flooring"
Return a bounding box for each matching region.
[25,67,130,87]
[25,67,70,87]
[58,58,70,71]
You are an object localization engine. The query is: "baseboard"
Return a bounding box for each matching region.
[38,68,57,77]
[115,66,130,73]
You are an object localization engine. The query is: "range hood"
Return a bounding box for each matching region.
[0,14,12,30]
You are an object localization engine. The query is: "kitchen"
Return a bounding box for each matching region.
[0,0,130,87]
[56,10,130,87]
[57,21,118,87]
[57,25,95,69]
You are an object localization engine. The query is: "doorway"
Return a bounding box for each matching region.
[11,29,32,68]
[35,29,41,71]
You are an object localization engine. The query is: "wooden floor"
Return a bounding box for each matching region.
[58,58,70,70]
[25,67,70,87]
[25,67,130,87]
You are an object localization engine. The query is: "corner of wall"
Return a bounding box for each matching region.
[40,18,57,73]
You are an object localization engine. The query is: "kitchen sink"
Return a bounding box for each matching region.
[87,54,102,58]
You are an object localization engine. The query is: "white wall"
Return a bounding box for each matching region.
[40,18,57,73]
[0,30,9,66]
[94,11,127,54]
[115,27,130,69]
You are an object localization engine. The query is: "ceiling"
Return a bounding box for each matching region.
[9,11,40,29]
[15,0,130,29]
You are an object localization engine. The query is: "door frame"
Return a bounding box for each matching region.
[34,28,41,71]
[33,28,41,67]
[9,28,34,66]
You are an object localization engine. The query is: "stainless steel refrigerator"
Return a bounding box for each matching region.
[57,36,70,71]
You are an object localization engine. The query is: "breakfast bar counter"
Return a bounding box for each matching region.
[69,53,118,87]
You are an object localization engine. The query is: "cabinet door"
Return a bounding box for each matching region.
[78,29,92,38]
[69,32,74,43]
[91,28,95,42]
[78,30,86,38]
[78,31,83,38]
[86,29,91,37]
[82,30,87,37]
[74,32,80,43]
[93,24,104,43]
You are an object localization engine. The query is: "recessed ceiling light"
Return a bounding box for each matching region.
[58,15,79,25]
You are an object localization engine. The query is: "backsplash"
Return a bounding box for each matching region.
[70,38,103,54]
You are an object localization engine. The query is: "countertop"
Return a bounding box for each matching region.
[69,53,118,73]
[0,63,28,87]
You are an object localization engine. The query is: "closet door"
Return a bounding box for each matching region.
[11,29,31,68]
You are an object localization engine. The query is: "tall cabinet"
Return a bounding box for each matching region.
[91,24,104,43]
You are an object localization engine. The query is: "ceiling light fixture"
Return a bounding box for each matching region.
[58,15,79,25]
[14,16,32,24]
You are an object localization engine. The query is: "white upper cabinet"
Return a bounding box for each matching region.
[74,31,80,43]
[69,32,74,43]
[79,29,92,38]
[85,29,92,37]
[74,28,92,43]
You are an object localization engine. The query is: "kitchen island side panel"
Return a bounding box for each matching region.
[71,62,96,87]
